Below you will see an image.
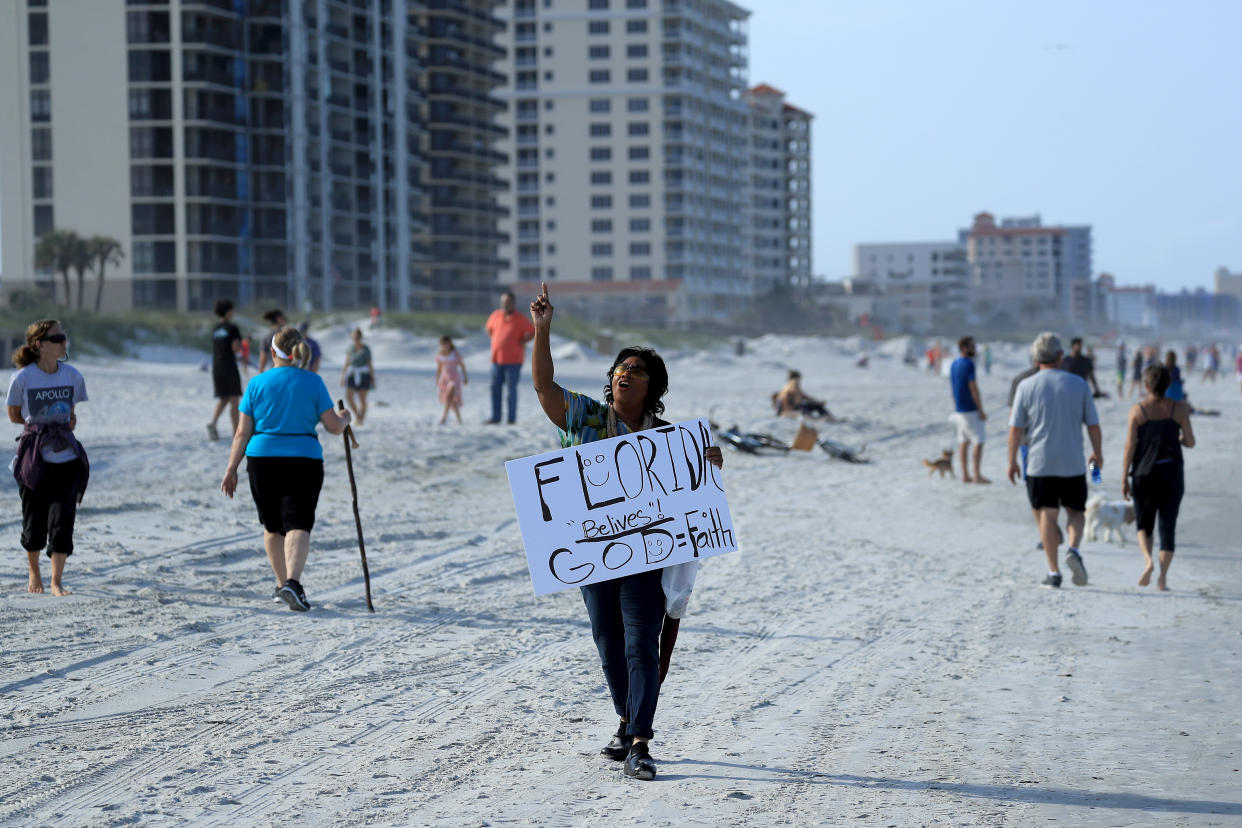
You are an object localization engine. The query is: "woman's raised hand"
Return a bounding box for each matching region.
[530,281,554,328]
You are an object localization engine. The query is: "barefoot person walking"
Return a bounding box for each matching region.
[1007,333,1102,588]
[1122,363,1195,590]
[7,319,89,596]
[435,335,467,425]
[207,299,243,441]
[949,336,990,484]
[529,283,723,781]
[339,328,375,426]
[221,326,351,611]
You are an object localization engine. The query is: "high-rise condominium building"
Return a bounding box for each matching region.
[0,0,507,313]
[960,212,1093,321]
[852,241,968,333]
[743,83,811,294]
[495,0,752,324]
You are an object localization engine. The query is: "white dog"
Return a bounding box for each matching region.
[1085,493,1136,545]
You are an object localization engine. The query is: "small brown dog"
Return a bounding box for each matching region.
[923,449,953,478]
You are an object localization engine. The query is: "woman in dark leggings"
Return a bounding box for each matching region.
[1122,363,1195,590]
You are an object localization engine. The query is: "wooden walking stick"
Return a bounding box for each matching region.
[338,400,374,612]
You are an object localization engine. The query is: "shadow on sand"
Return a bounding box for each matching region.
[659,759,1242,815]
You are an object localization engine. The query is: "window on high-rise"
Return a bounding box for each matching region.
[629,194,649,208]
[29,52,49,84]
[589,70,610,84]
[626,20,647,33]
[591,219,613,232]
[592,243,612,257]
[627,98,649,112]
[589,45,610,59]
[32,167,52,199]
[31,128,51,161]
[629,170,649,184]
[29,90,50,122]
[628,146,649,160]
[591,195,612,209]
[591,172,612,185]
[628,122,649,136]
[590,98,611,113]
[127,11,170,43]
[626,68,648,82]
[28,13,48,46]
[630,242,651,256]
[630,266,651,280]
[627,44,647,58]
[590,147,612,161]
[588,21,609,34]
[626,0,647,7]
[33,205,54,238]
[589,0,609,8]
[128,50,171,82]
[590,123,611,137]
[591,267,613,281]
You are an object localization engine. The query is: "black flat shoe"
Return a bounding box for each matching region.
[601,720,631,761]
[623,741,656,781]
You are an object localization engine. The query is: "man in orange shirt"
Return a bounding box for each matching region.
[485,290,536,424]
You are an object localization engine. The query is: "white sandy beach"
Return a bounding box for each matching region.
[1,324,1239,826]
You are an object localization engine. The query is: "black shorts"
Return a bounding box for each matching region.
[346,371,372,391]
[246,456,324,534]
[20,460,84,556]
[213,364,242,399]
[1025,474,1088,512]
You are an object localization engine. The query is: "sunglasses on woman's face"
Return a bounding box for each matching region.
[42,334,68,344]
[611,363,649,382]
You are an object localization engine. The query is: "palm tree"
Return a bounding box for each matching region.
[71,240,93,310]
[33,228,82,307]
[86,236,124,311]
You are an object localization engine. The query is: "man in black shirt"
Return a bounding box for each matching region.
[1062,337,1101,396]
[208,299,243,440]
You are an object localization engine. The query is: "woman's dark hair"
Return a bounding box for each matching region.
[214,299,234,318]
[1164,349,1177,368]
[12,319,59,368]
[1143,363,1171,397]
[262,308,285,325]
[604,346,668,417]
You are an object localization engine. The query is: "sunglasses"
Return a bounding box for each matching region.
[42,334,68,344]
[611,363,649,382]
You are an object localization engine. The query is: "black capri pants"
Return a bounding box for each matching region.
[246,456,325,534]
[20,460,84,556]
[1130,463,1184,552]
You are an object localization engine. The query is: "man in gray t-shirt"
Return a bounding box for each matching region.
[1007,332,1103,589]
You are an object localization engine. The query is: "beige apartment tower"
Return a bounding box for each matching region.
[495,0,755,325]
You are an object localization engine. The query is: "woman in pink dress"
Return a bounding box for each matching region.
[435,335,468,424]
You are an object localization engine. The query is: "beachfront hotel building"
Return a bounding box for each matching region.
[959,211,1093,323]
[0,0,508,313]
[743,83,811,294]
[851,241,969,334]
[494,0,762,325]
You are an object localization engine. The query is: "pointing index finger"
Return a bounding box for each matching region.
[540,281,549,300]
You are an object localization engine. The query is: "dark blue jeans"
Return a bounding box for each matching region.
[490,362,522,423]
[580,569,665,740]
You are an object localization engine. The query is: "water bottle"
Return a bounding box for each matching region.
[1089,461,1102,486]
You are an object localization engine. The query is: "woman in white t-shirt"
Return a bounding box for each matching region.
[6,319,88,596]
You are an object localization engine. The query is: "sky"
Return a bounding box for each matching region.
[747,0,1242,292]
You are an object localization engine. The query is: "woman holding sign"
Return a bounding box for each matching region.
[220,326,351,612]
[530,282,723,781]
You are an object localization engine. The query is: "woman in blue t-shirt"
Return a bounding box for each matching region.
[221,326,351,611]
[529,283,723,782]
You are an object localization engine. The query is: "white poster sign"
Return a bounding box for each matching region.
[505,418,737,595]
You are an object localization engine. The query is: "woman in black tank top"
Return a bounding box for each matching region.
[1121,363,1195,590]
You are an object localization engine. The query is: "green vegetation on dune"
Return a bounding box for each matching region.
[0,306,728,358]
